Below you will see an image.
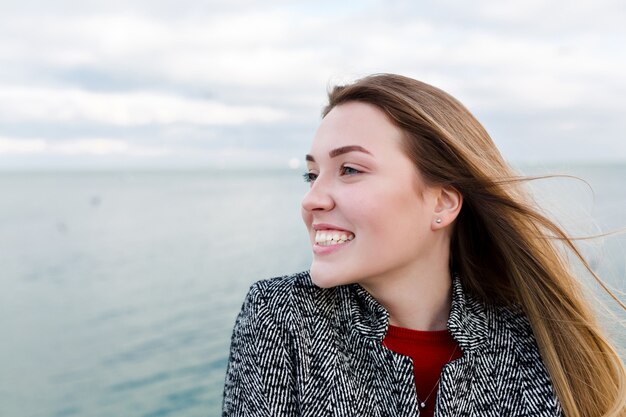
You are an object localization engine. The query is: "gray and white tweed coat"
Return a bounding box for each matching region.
[222,271,562,416]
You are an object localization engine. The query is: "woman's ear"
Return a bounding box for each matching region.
[432,186,462,229]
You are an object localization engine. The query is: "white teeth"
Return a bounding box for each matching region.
[315,230,355,246]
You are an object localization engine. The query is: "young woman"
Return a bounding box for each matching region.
[222,74,625,417]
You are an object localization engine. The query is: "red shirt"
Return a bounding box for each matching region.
[382,325,463,417]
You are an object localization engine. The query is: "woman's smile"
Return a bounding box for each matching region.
[314,230,355,246]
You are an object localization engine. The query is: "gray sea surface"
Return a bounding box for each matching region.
[0,164,624,417]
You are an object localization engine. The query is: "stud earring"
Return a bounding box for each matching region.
[435,218,442,224]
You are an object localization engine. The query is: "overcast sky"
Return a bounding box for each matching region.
[1,0,625,170]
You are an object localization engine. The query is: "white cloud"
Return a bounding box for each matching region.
[0,138,47,154]
[0,0,625,167]
[0,136,169,157]
[0,86,286,126]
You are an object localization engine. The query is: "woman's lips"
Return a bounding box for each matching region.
[312,223,353,233]
[314,230,355,245]
[312,238,354,255]
[311,224,355,255]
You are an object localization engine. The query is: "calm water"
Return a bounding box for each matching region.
[0,165,624,417]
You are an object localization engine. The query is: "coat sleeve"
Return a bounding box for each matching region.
[222,282,297,417]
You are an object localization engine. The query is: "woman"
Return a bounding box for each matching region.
[222,74,625,416]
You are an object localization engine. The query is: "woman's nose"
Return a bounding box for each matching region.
[301,180,335,212]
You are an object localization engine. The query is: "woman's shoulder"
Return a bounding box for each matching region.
[484,302,546,360]
[251,270,313,292]
[489,303,535,340]
[249,270,319,301]
[244,271,340,322]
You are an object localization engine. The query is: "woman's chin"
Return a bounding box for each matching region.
[310,264,353,289]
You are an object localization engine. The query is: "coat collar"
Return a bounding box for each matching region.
[339,274,489,354]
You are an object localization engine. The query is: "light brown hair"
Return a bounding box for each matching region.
[323,74,625,417]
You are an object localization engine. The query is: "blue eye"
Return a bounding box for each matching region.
[302,172,317,183]
[303,166,360,183]
[340,166,361,176]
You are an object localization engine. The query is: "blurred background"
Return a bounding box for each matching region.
[0,1,625,416]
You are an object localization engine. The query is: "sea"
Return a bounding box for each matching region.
[0,164,624,417]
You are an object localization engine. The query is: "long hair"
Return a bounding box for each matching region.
[323,74,625,417]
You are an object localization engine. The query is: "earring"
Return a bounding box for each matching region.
[435,218,442,224]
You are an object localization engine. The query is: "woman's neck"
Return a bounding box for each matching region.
[360,263,453,331]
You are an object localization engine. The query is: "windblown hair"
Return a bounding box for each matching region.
[323,74,625,417]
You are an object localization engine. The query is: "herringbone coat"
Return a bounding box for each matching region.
[222,271,563,416]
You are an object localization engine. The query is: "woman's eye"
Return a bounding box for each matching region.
[340,166,361,176]
[302,172,318,183]
[303,167,360,183]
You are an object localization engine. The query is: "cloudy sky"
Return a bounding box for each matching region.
[1,0,625,170]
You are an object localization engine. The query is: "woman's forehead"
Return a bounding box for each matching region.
[309,102,405,157]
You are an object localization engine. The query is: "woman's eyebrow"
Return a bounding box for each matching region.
[305,145,372,162]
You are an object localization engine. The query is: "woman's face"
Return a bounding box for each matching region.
[301,101,442,289]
